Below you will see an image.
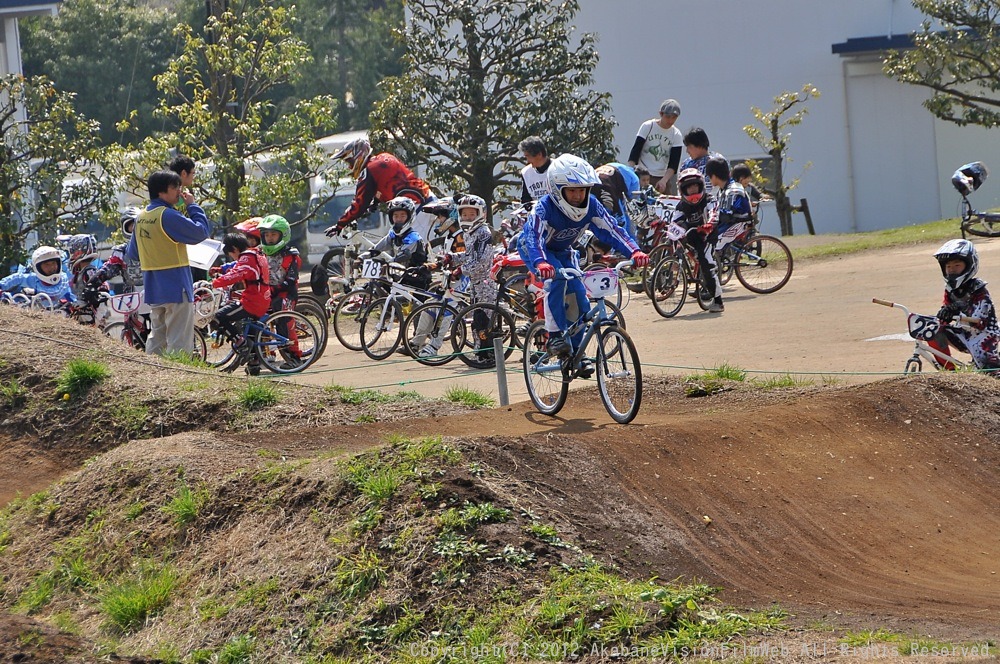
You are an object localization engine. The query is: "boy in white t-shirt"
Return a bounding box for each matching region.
[627,99,684,194]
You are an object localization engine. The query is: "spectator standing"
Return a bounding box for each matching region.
[519,136,553,204]
[679,127,726,201]
[126,170,211,356]
[627,99,683,194]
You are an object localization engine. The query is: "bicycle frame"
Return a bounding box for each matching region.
[527,262,630,380]
[872,299,972,372]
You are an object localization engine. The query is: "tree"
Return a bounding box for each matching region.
[884,0,1000,127]
[0,75,118,270]
[119,0,340,230]
[742,85,820,236]
[19,0,183,144]
[290,0,404,131]
[368,0,615,217]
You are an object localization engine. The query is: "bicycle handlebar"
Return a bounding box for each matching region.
[872,297,981,326]
[556,259,634,280]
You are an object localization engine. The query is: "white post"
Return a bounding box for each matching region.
[493,337,509,406]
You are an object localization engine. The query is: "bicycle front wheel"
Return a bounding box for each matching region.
[522,321,569,416]
[359,297,403,361]
[256,311,319,374]
[734,234,793,294]
[649,257,687,318]
[332,288,373,351]
[202,323,236,369]
[642,243,671,299]
[596,326,642,424]
[403,301,460,366]
[499,273,537,350]
[452,302,515,369]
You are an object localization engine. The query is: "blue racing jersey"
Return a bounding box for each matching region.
[520,194,639,269]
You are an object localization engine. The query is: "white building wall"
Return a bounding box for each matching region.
[575,0,1000,234]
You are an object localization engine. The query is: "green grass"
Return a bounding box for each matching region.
[334,548,387,599]
[443,385,494,408]
[160,349,210,368]
[0,378,27,406]
[161,482,206,527]
[236,380,280,409]
[792,218,957,261]
[100,565,177,632]
[840,628,902,646]
[751,374,814,389]
[326,383,395,405]
[683,363,749,397]
[56,357,110,397]
[216,635,256,663]
[110,399,150,435]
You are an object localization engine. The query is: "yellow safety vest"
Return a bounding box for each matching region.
[136,206,188,271]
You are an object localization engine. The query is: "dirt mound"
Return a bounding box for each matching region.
[2,307,1000,660]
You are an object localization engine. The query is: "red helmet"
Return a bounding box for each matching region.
[235,217,263,240]
[678,168,705,204]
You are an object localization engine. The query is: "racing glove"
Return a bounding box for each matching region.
[536,262,555,280]
[631,251,650,268]
[937,303,961,321]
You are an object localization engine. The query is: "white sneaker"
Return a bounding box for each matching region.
[418,344,440,358]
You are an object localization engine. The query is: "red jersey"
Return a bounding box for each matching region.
[212,249,271,318]
[338,153,433,226]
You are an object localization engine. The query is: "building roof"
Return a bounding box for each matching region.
[831,33,915,55]
[0,0,60,18]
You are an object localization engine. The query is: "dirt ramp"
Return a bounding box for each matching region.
[481,375,1000,627]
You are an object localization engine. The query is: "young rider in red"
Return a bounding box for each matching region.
[211,233,271,371]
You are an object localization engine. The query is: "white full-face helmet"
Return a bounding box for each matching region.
[547,154,599,222]
[455,194,487,229]
[31,245,64,286]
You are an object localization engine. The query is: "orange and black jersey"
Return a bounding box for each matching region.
[338,153,433,228]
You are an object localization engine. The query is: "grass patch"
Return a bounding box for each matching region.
[443,385,494,408]
[751,374,814,389]
[236,380,280,409]
[161,481,207,527]
[160,349,210,368]
[0,378,27,407]
[14,572,56,614]
[326,383,395,405]
[793,218,957,261]
[56,357,110,397]
[335,548,387,599]
[110,398,150,435]
[683,363,748,397]
[100,564,177,632]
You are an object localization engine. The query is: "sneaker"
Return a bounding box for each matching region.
[708,300,725,313]
[545,334,572,358]
[279,356,303,370]
[418,344,440,359]
[232,335,247,350]
[577,358,595,379]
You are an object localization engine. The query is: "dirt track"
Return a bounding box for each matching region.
[293,236,1000,401]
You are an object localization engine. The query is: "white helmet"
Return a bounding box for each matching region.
[547,154,599,222]
[31,245,63,286]
[120,207,141,239]
[934,239,980,293]
[455,194,487,229]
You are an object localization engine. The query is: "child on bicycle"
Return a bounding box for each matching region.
[368,196,433,291]
[0,245,75,305]
[930,239,1000,373]
[56,234,104,300]
[673,167,725,313]
[88,208,144,294]
[519,154,648,358]
[417,194,499,359]
[706,157,754,255]
[731,163,763,218]
[210,233,271,372]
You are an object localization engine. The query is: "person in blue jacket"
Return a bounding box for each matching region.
[126,170,211,356]
[519,154,649,358]
[0,245,75,306]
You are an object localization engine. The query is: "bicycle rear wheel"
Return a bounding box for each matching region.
[452,302,515,368]
[734,234,793,294]
[403,301,460,366]
[649,257,687,318]
[596,326,642,424]
[359,297,404,361]
[256,311,319,374]
[717,245,735,285]
[961,212,1000,238]
[522,321,569,416]
[294,297,329,360]
[332,288,373,351]
[642,243,671,299]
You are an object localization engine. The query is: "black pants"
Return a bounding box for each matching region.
[215,302,251,341]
